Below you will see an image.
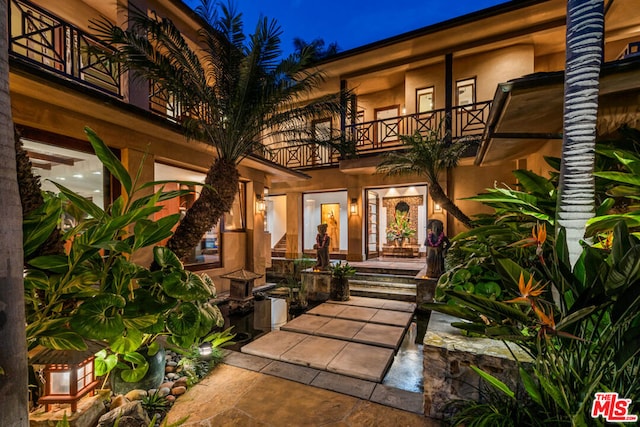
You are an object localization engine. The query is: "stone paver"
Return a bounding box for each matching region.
[307,303,347,317]
[381,300,417,312]
[280,335,347,369]
[371,383,424,414]
[311,371,376,400]
[261,360,320,384]
[241,330,307,359]
[222,350,272,372]
[327,342,395,382]
[327,295,386,308]
[370,309,414,327]
[335,305,379,322]
[353,323,406,349]
[280,313,332,334]
[315,318,365,340]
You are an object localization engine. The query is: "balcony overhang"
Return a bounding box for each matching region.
[476,57,640,166]
[339,155,382,175]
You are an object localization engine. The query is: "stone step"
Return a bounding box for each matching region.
[352,266,422,276]
[348,279,416,292]
[351,272,417,284]
[349,286,416,302]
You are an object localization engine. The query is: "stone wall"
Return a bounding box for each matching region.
[423,312,531,419]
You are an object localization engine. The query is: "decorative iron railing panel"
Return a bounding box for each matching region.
[9,0,121,96]
[258,101,491,170]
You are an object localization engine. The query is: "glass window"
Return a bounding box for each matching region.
[22,138,107,210]
[375,106,399,143]
[154,163,222,269]
[456,78,476,106]
[416,87,434,112]
[224,182,246,231]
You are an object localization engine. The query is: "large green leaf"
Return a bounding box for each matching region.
[447,290,531,324]
[109,328,144,353]
[470,366,515,399]
[133,215,180,249]
[593,171,640,187]
[23,197,62,258]
[154,246,183,269]
[535,369,570,414]
[163,271,211,301]
[513,169,555,197]
[606,246,640,293]
[85,127,132,196]
[167,303,200,336]
[520,367,542,407]
[50,181,105,220]
[94,350,118,376]
[28,255,69,274]
[420,302,482,323]
[493,258,531,295]
[71,294,126,339]
[39,330,87,351]
[119,351,149,382]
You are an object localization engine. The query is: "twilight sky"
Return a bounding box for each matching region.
[183,0,510,56]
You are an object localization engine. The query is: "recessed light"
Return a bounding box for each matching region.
[72,174,83,179]
[56,177,66,181]
[94,189,101,193]
[92,171,102,175]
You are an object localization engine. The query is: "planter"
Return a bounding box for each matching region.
[111,347,166,395]
[330,277,350,301]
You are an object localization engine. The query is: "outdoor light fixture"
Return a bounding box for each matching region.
[31,342,103,412]
[350,198,358,216]
[198,342,213,361]
[434,202,442,213]
[255,195,266,213]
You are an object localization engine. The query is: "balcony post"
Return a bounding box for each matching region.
[118,0,149,109]
[445,53,453,144]
[339,79,347,158]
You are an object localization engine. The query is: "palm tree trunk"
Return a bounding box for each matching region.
[0,0,29,422]
[557,0,604,267]
[166,157,239,261]
[429,181,473,229]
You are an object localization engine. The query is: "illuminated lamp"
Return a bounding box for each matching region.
[350,198,358,216]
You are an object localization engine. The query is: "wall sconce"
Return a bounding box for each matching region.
[30,342,103,412]
[350,198,358,216]
[433,202,442,213]
[256,195,266,214]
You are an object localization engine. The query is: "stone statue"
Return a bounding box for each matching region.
[314,223,330,269]
[425,219,450,278]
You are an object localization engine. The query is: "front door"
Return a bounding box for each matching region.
[366,190,380,259]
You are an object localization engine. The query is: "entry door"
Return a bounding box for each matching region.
[366,190,380,259]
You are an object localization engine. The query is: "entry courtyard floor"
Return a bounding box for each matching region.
[165,296,441,426]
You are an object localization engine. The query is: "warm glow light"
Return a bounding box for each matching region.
[72,174,83,179]
[350,198,358,216]
[256,196,266,213]
[434,202,442,212]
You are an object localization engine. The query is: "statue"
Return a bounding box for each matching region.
[425,219,450,278]
[314,223,330,270]
[327,210,339,252]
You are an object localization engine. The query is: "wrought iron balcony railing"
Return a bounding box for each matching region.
[258,101,491,170]
[9,0,121,97]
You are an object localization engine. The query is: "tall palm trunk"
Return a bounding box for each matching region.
[429,181,473,229]
[0,0,29,423]
[557,0,604,267]
[166,157,239,260]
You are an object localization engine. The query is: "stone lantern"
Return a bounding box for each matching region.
[222,268,263,301]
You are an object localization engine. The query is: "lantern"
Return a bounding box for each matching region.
[30,341,103,412]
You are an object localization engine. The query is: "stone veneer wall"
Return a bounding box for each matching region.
[423,312,531,419]
[383,196,423,245]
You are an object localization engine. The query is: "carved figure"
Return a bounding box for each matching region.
[425,219,450,277]
[314,223,330,269]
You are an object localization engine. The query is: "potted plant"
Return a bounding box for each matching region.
[386,211,416,247]
[328,261,356,301]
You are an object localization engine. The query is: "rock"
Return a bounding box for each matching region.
[166,372,178,380]
[171,386,187,396]
[98,401,150,427]
[158,381,174,390]
[167,361,178,367]
[173,377,188,388]
[125,389,147,401]
[110,394,130,409]
[165,395,176,403]
[147,388,157,396]
[158,387,171,397]
[165,365,175,373]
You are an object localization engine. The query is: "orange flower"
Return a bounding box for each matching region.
[533,223,547,258]
[533,304,557,339]
[505,272,546,304]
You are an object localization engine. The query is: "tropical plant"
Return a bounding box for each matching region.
[0,0,28,420]
[90,0,347,260]
[376,128,476,228]
[385,211,416,242]
[425,222,640,425]
[23,128,224,384]
[556,0,604,267]
[328,261,356,279]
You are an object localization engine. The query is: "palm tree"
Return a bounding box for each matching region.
[0,0,29,423]
[557,0,604,267]
[91,0,344,260]
[376,128,474,228]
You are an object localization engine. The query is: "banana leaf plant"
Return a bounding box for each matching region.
[23,127,224,382]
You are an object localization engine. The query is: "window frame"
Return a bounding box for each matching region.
[416,86,435,113]
[456,77,476,107]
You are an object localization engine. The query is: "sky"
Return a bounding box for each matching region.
[183,0,510,56]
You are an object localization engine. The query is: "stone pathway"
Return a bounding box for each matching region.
[241,296,415,383]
